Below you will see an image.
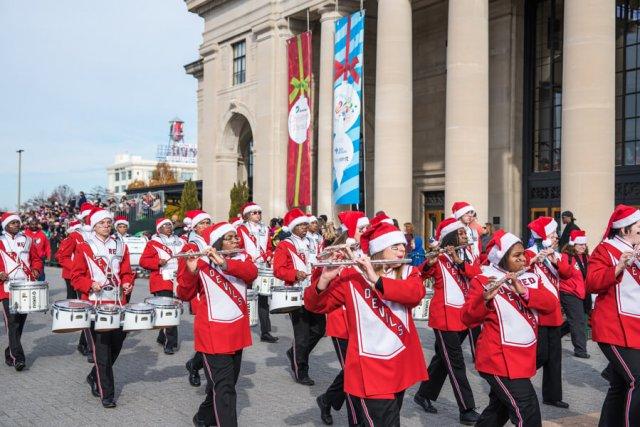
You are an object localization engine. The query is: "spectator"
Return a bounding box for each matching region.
[23,218,51,280]
[404,222,415,251]
[481,223,495,253]
[321,221,338,246]
[77,191,87,208]
[559,211,580,249]
[409,236,426,266]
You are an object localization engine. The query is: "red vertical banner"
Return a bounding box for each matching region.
[286,31,313,209]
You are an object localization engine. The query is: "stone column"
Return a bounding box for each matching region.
[561,0,615,248]
[374,0,413,224]
[316,10,342,218]
[443,0,489,220]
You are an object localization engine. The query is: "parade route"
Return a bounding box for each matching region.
[0,267,608,426]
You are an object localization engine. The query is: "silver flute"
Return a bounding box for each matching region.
[317,242,360,259]
[311,258,412,268]
[170,248,243,258]
[425,243,473,258]
[483,269,527,293]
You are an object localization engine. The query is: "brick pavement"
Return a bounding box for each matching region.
[0,267,608,426]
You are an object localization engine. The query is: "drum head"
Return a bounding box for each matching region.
[53,299,93,310]
[144,296,181,308]
[125,302,154,313]
[9,280,48,288]
[96,303,121,314]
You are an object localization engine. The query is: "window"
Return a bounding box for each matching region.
[617,1,640,165]
[532,0,564,172]
[128,171,132,180]
[232,41,246,85]
[115,172,120,181]
[180,172,193,181]
[115,186,120,193]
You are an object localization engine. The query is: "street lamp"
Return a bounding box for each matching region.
[17,149,24,211]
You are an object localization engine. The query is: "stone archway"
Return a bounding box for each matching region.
[222,113,254,198]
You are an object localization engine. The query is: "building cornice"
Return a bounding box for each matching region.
[184,58,204,79]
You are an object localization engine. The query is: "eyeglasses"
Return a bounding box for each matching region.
[223,235,240,241]
[251,211,262,215]
[389,244,406,251]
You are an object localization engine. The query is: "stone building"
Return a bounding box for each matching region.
[184,0,636,244]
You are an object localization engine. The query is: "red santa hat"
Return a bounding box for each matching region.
[451,201,476,220]
[569,230,587,246]
[435,217,465,241]
[485,230,522,266]
[156,217,172,232]
[282,208,309,231]
[88,208,113,229]
[78,202,94,219]
[307,214,318,223]
[527,216,558,240]
[338,211,369,238]
[229,216,243,228]
[201,222,236,246]
[184,210,211,229]
[67,220,82,232]
[114,215,129,228]
[360,222,407,255]
[1,212,21,230]
[603,204,640,239]
[370,212,394,227]
[241,202,262,216]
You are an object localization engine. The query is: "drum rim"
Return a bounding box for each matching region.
[143,297,182,309]
[124,303,155,314]
[271,286,302,292]
[95,304,122,314]
[52,299,93,311]
[9,282,48,289]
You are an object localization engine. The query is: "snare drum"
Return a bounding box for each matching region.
[246,289,258,327]
[122,303,155,331]
[51,299,93,333]
[9,280,49,313]
[269,286,303,314]
[144,296,183,328]
[93,304,122,331]
[253,267,282,296]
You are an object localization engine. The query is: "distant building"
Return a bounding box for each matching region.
[106,153,198,196]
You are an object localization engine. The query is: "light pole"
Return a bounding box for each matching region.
[17,149,24,211]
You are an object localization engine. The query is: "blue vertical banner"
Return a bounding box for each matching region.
[332,11,364,205]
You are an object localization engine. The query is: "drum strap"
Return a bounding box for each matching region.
[203,266,247,315]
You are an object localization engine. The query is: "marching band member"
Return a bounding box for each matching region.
[181,210,212,387]
[306,215,324,264]
[176,221,258,427]
[24,217,51,281]
[0,212,43,372]
[413,217,480,425]
[526,216,568,409]
[451,201,480,257]
[315,210,368,426]
[586,204,640,426]
[139,217,185,355]
[113,215,130,240]
[236,202,278,343]
[557,230,590,359]
[305,222,427,425]
[462,231,557,426]
[273,208,324,386]
[56,219,84,299]
[71,207,134,408]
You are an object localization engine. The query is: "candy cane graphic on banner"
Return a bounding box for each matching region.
[332,11,364,205]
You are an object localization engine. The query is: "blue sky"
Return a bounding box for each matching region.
[0,1,203,210]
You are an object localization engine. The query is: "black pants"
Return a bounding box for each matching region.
[354,391,404,427]
[559,292,588,355]
[192,351,204,371]
[77,290,88,350]
[197,350,243,427]
[258,295,271,335]
[2,299,27,364]
[154,290,178,350]
[64,278,76,299]
[88,326,127,400]
[598,343,640,427]
[536,325,563,402]
[324,337,360,425]
[476,372,541,427]
[288,307,326,379]
[468,326,481,361]
[416,329,476,412]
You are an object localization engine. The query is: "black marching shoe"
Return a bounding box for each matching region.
[87,353,94,364]
[460,409,480,425]
[5,359,13,367]
[186,360,201,387]
[101,397,117,408]
[87,375,100,397]
[77,344,89,356]
[260,333,279,343]
[414,394,437,414]
[14,361,25,372]
[164,346,175,355]
[192,414,207,427]
[543,400,569,409]
[296,376,315,386]
[574,352,591,359]
[316,394,333,425]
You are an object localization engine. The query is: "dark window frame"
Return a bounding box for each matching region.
[232,40,246,85]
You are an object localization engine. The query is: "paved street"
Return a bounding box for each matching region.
[0,267,607,426]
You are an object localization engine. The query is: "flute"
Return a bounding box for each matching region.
[425,243,473,258]
[170,248,243,258]
[317,242,360,259]
[483,269,527,293]
[312,258,412,268]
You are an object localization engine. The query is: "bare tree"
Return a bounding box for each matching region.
[48,185,75,205]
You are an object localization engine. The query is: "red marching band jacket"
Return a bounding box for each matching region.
[272,237,309,286]
[557,253,587,299]
[56,231,85,280]
[139,234,185,294]
[0,233,43,300]
[304,265,428,399]
[462,265,557,379]
[71,234,134,305]
[236,222,273,263]
[586,237,640,349]
[176,243,258,354]
[308,267,348,339]
[421,250,482,332]
[524,246,563,327]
